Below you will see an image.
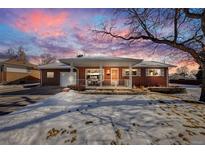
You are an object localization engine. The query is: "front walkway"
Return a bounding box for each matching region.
[0,90,204,144]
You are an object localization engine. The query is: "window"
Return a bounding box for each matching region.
[85,69,104,86]
[47,72,54,78]
[122,69,141,76]
[85,69,104,79]
[6,67,28,73]
[146,69,164,76]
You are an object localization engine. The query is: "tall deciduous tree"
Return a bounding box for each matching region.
[94,8,205,101]
[6,46,27,62]
[6,48,17,58]
[196,66,202,82]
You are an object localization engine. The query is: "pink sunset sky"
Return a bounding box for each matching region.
[0,9,199,73]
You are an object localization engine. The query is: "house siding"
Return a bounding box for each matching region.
[6,72,29,82]
[41,67,168,87]
[131,68,168,87]
[0,58,40,84]
[0,71,6,83]
[41,69,69,86]
[2,68,40,84]
[30,69,40,79]
[79,67,168,87]
[0,72,2,82]
[78,67,86,87]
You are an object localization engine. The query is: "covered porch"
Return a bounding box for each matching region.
[60,57,142,89]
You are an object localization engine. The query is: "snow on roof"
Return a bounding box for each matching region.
[61,56,142,62]
[60,56,143,67]
[38,62,72,69]
[133,61,176,68]
[43,57,175,68]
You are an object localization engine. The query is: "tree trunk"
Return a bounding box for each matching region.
[200,64,205,102]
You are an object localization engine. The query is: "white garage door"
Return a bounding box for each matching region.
[60,72,76,87]
[6,67,28,73]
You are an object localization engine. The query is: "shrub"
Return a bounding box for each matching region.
[148,87,186,94]
[67,85,85,91]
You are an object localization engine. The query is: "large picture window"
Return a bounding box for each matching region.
[122,69,141,76]
[85,69,104,86]
[146,69,164,76]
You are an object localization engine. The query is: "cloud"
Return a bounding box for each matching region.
[0,8,199,72]
[14,10,68,38]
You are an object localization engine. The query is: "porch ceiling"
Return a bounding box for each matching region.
[60,57,143,67]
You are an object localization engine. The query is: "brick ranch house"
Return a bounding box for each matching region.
[39,56,175,89]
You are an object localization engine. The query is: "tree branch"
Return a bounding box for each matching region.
[183,8,203,19]
[93,28,202,65]
[174,9,179,42]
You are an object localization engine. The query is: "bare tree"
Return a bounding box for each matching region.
[6,48,17,58]
[190,69,198,76]
[40,53,56,65]
[94,8,205,101]
[17,46,27,62]
[196,66,202,82]
[5,46,27,62]
[176,66,189,78]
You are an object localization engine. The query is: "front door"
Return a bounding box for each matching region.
[111,68,119,86]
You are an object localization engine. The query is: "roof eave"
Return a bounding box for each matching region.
[60,58,143,67]
[38,67,71,69]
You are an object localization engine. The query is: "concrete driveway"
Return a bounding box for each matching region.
[0,85,62,116]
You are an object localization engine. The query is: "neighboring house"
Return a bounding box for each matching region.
[0,58,40,84]
[39,56,175,88]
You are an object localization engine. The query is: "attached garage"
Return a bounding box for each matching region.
[39,62,77,87]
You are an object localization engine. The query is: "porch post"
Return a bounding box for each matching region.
[100,64,103,87]
[70,62,74,73]
[129,64,132,88]
[70,62,76,85]
[166,68,169,87]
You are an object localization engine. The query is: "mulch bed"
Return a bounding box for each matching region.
[148,87,186,94]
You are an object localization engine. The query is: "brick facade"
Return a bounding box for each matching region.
[41,67,168,87]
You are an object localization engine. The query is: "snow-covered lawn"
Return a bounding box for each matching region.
[0,90,205,145]
[169,84,201,101]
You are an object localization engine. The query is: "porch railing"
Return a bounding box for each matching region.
[68,79,131,90]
